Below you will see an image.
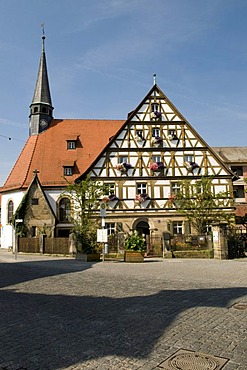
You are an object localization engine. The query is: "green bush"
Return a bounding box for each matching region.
[125,233,146,252]
[228,235,246,259]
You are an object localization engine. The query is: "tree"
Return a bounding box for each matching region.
[171,176,234,234]
[65,175,106,253]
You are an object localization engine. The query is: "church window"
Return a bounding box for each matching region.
[31,198,39,205]
[42,107,47,113]
[34,107,38,113]
[152,127,160,137]
[31,226,37,237]
[7,200,14,224]
[59,198,71,222]
[137,183,147,194]
[67,141,76,150]
[64,167,73,176]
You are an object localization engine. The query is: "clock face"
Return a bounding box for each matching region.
[40,119,48,128]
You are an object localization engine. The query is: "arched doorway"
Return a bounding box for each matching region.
[135,221,151,254]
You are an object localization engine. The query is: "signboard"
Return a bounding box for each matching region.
[97,229,108,243]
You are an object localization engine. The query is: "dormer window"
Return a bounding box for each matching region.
[63,161,75,176]
[64,167,73,176]
[67,141,76,150]
[66,135,78,150]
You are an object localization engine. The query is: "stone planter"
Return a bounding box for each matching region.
[124,251,144,263]
[76,253,101,262]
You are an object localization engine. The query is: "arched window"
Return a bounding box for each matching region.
[42,107,47,113]
[59,198,71,222]
[7,200,14,224]
[34,107,38,113]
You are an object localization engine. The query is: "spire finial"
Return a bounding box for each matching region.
[41,23,45,51]
[153,74,156,85]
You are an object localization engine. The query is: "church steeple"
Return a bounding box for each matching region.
[29,29,54,135]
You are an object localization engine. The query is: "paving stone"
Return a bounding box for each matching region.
[0,250,246,369]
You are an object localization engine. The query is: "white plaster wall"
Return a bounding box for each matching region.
[1,190,25,248]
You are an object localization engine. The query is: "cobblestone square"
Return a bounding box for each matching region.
[0,250,246,369]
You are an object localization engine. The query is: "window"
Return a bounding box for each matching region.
[231,166,243,177]
[151,103,159,112]
[184,154,194,163]
[104,183,115,195]
[42,107,47,113]
[135,129,143,139]
[31,198,39,205]
[7,200,14,224]
[168,129,176,136]
[105,223,116,235]
[171,182,181,194]
[119,156,128,163]
[67,141,76,150]
[64,167,73,176]
[152,155,161,163]
[59,198,71,222]
[34,107,38,113]
[137,183,147,194]
[173,221,183,235]
[152,127,160,137]
[233,185,245,199]
[31,226,37,237]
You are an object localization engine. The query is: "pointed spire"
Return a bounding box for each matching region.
[32,27,52,106]
[29,27,54,135]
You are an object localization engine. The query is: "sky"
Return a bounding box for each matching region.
[0,0,247,186]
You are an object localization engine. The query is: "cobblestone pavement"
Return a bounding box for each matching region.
[0,249,246,370]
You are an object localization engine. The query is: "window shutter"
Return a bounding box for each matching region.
[184,221,191,235]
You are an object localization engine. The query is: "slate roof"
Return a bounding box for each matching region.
[1,118,124,192]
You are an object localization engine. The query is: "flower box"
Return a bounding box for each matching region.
[150,162,165,172]
[168,134,178,141]
[151,136,163,146]
[184,161,199,173]
[151,111,162,120]
[124,251,144,263]
[115,162,133,174]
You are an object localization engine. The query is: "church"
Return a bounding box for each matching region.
[0,35,235,252]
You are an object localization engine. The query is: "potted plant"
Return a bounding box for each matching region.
[134,193,150,208]
[115,162,133,175]
[150,162,166,176]
[124,232,146,262]
[151,111,162,120]
[184,161,199,174]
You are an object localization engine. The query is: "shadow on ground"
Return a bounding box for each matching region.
[0,258,246,369]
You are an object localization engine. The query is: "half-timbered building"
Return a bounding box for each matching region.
[0,36,235,251]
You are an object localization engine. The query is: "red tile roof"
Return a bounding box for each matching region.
[1,119,124,192]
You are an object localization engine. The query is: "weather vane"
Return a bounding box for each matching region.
[41,23,45,36]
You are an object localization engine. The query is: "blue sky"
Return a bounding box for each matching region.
[0,0,247,186]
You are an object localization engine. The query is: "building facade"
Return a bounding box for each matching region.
[0,36,235,250]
